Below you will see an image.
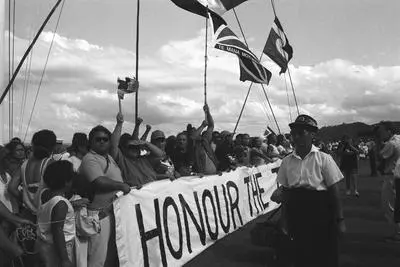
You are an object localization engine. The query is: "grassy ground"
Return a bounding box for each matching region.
[186,160,400,267]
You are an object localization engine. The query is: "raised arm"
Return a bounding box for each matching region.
[140,124,152,141]
[132,117,143,140]
[191,120,208,139]
[204,104,214,142]
[111,112,124,159]
[144,141,165,158]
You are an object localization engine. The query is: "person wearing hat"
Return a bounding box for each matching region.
[110,112,165,187]
[150,130,181,180]
[276,114,345,267]
[215,130,236,171]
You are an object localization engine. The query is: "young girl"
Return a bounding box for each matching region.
[37,161,76,267]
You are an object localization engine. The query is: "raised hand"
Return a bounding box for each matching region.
[116,112,124,124]
[201,120,208,128]
[136,117,143,125]
[146,124,152,131]
[203,104,209,113]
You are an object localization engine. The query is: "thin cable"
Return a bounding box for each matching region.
[11,0,15,138]
[287,68,299,115]
[134,0,140,123]
[269,0,299,115]
[204,10,208,105]
[256,88,272,126]
[233,83,252,134]
[8,0,11,140]
[232,8,248,47]
[19,49,33,136]
[24,0,66,142]
[232,8,281,132]
[261,84,281,134]
[284,73,292,122]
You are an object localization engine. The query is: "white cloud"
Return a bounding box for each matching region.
[1,30,400,144]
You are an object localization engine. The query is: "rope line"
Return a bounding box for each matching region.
[231,7,281,133]
[24,0,66,142]
[284,73,292,122]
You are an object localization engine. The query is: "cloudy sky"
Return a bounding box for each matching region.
[1,0,399,143]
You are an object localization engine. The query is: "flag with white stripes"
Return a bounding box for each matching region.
[209,11,271,84]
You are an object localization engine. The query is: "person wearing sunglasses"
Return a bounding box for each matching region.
[79,125,131,267]
[110,112,165,187]
[276,114,345,267]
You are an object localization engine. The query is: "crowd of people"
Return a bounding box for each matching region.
[0,104,295,267]
[0,103,398,267]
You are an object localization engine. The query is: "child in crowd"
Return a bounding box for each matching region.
[37,161,76,267]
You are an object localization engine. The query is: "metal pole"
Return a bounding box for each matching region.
[134,0,140,123]
[0,0,63,105]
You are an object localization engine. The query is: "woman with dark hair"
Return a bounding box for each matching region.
[37,160,76,267]
[8,130,57,220]
[3,141,26,177]
[66,132,88,172]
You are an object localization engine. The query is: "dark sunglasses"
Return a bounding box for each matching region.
[95,137,109,143]
[290,128,307,137]
[127,144,140,150]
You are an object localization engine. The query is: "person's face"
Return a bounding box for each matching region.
[153,137,166,151]
[213,134,222,145]
[242,135,250,146]
[177,134,187,150]
[290,127,314,150]
[13,144,26,160]
[124,142,141,159]
[254,138,262,148]
[269,135,277,145]
[91,132,110,155]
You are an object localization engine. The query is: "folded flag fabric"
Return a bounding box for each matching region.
[239,57,271,84]
[117,77,138,99]
[198,0,247,15]
[263,16,293,74]
[170,0,247,17]
[209,11,271,84]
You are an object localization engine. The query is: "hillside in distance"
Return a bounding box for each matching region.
[316,121,400,142]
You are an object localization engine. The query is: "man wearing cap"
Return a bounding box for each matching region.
[110,112,165,187]
[215,130,235,171]
[277,114,345,267]
[150,129,181,180]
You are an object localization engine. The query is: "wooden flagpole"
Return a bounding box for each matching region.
[0,0,63,105]
[135,0,140,122]
[204,10,209,105]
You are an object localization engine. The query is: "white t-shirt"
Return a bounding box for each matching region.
[37,195,76,244]
[277,145,344,191]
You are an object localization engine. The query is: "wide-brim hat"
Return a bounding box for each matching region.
[289,114,318,132]
[220,130,233,138]
[151,130,165,140]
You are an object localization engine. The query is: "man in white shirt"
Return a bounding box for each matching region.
[277,114,345,267]
[376,121,400,242]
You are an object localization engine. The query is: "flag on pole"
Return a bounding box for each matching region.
[209,11,271,84]
[170,0,247,17]
[117,77,138,99]
[263,17,293,74]
[169,0,209,17]
[198,0,247,15]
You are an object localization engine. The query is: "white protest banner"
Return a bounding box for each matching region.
[114,162,281,267]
